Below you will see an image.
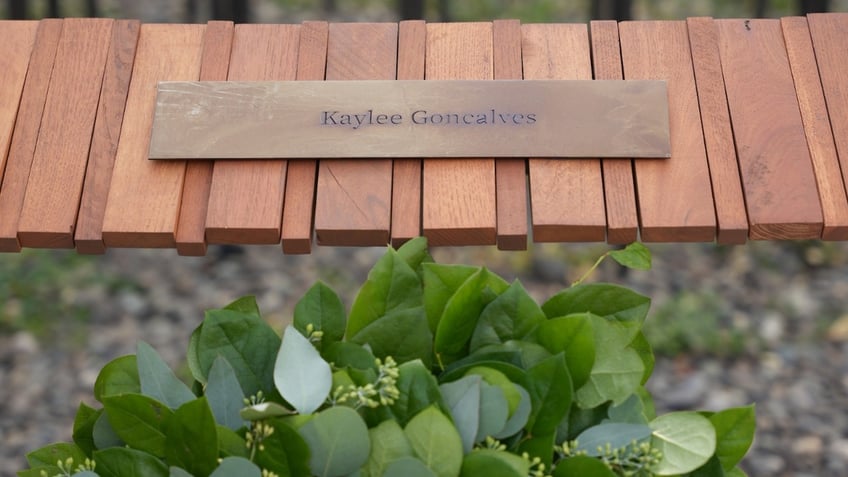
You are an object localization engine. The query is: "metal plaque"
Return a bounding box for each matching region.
[148,80,670,159]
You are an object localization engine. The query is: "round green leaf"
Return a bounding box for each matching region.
[206,356,247,430]
[390,359,447,427]
[363,420,414,477]
[536,314,596,389]
[275,325,332,415]
[210,457,261,477]
[240,401,295,421]
[403,406,463,477]
[102,394,173,457]
[460,449,527,477]
[469,280,546,352]
[552,455,617,477]
[93,447,168,477]
[709,405,755,471]
[94,355,140,402]
[294,281,347,348]
[575,423,652,456]
[384,457,438,477]
[137,341,195,409]
[609,242,652,270]
[299,406,370,477]
[254,418,311,477]
[439,375,481,454]
[650,412,717,475]
[476,383,508,442]
[163,397,219,477]
[493,384,531,439]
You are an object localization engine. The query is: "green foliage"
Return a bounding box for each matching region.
[21,238,755,477]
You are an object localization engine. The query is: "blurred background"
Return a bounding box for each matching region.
[2,1,848,477]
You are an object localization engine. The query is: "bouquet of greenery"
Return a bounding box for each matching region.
[21,238,754,477]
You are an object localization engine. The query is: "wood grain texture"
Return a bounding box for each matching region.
[391,20,426,248]
[493,19,528,251]
[281,21,328,254]
[18,19,113,249]
[589,20,638,244]
[619,21,716,242]
[0,21,38,188]
[175,21,233,255]
[782,16,848,240]
[808,13,848,233]
[423,22,496,246]
[686,17,749,244]
[101,24,205,248]
[718,19,822,239]
[0,19,62,252]
[314,23,397,246]
[74,20,140,254]
[522,23,605,243]
[204,24,299,245]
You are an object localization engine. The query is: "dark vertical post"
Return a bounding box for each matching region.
[86,0,98,16]
[323,0,336,14]
[754,0,767,17]
[185,0,196,22]
[212,0,249,23]
[399,0,424,19]
[799,0,830,13]
[591,0,632,21]
[438,0,450,21]
[8,0,26,18]
[47,0,59,16]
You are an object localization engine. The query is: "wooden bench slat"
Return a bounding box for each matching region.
[0,19,62,252]
[492,19,528,251]
[101,24,205,248]
[18,18,113,249]
[204,24,299,245]
[522,23,606,243]
[686,17,749,244]
[0,21,38,196]
[589,20,639,245]
[175,21,234,256]
[808,13,848,228]
[718,19,822,239]
[423,22,496,246]
[782,16,848,240]
[313,23,397,246]
[390,19,426,249]
[619,21,716,242]
[74,20,140,254]
[281,21,328,254]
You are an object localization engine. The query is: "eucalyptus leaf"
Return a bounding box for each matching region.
[350,306,433,367]
[274,325,332,415]
[650,412,717,475]
[94,355,140,402]
[93,447,168,477]
[206,355,247,430]
[493,384,531,439]
[209,457,262,477]
[403,406,463,477]
[473,340,552,370]
[709,405,756,471]
[439,375,482,453]
[574,423,652,456]
[607,393,649,425]
[197,308,281,397]
[295,281,346,349]
[687,455,726,477]
[575,315,644,408]
[72,403,99,457]
[254,418,312,477]
[518,432,556,469]
[71,472,99,477]
[390,359,447,426]
[187,325,204,385]
[169,467,193,477]
[298,406,371,477]
[383,457,438,477]
[629,331,655,384]
[102,393,172,457]
[469,280,546,352]
[26,443,87,470]
[609,242,652,270]
[460,449,528,477]
[163,398,218,477]
[322,341,377,371]
[92,411,124,450]
[536,314,596,389]
[347,248,422,339]
[223,295,262,317]
[240,401,295,421]
[217,425,249,459]
[137,341,195,409]
[476,382,509,442]
[727,467,748,477]
[362,420,414,477]
[542,283,650,331]
[396,236,434,276]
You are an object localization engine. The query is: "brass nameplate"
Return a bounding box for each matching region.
[148,80,670,159]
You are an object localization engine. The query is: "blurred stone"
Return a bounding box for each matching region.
[827,315,848,342]
[10,331,38,355]
[750,454,785,474]
[793,435,824,456]
[759,312,785,345]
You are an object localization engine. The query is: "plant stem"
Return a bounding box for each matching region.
[571,252,610,287]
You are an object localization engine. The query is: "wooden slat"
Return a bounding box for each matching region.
[589,20,639,244]
[0,21,38,188]
[281,21,328,254]
[390,19,426,249]
[101,24,205,248]
[175,21,234,256]
[204,24,298,245]
[313,23,397,246]
[619,21,716,242]
[522,23,605,242]
[808,13,848,229]
[492,19,528,251]
[717,19,822,239]
[74,20,140,254]
[0,19,62,252]
[686,17,749,244]
[423,22,496,246]
[18,18,113,248]
[783,16,848,240]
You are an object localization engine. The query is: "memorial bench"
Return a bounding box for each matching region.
[0,14,847,255]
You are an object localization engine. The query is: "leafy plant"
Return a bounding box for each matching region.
[21,238,755,477]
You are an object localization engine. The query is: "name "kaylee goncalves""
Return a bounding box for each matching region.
[320,109,537,130]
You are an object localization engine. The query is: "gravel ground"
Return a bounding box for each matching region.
[2,242,848,476]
